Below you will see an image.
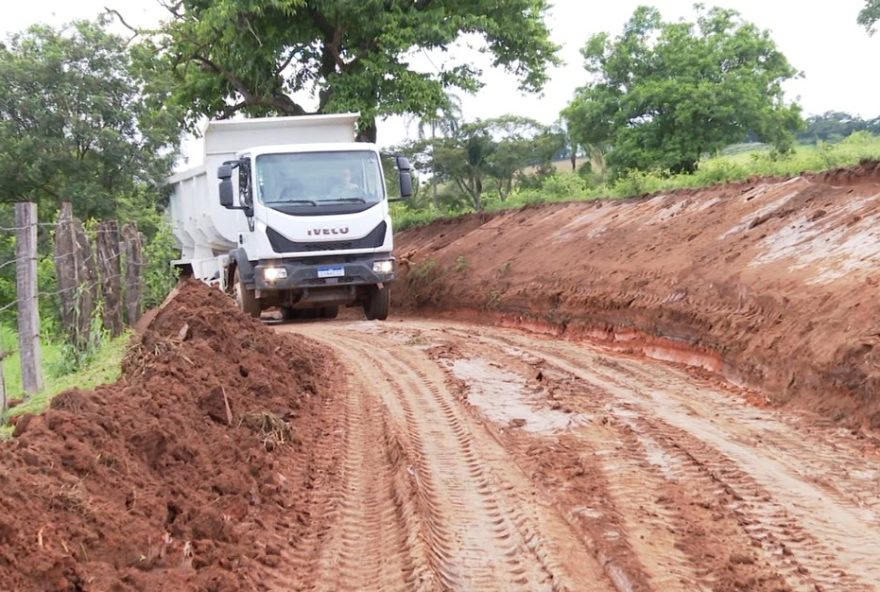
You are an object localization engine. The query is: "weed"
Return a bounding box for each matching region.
[454,255,469,273]
[410,259,438,280]
[486,290,502,310]
[50,481,93,518]
[497,261,512,277]
[241,411,294,451]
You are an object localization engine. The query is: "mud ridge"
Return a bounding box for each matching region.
[393,162,880,431]
[0,279,339,591]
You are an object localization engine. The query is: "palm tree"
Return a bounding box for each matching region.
[407,94,464,209]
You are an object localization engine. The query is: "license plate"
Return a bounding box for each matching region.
[317,265,345,279]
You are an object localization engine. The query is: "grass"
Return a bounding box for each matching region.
[1,326,131,438]
[391,133,880,231]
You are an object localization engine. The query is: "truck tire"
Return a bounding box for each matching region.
[363,286,389,321]
[321,306,339,319]
[233,267,261,318]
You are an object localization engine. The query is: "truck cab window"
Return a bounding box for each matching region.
[256,151,383,213]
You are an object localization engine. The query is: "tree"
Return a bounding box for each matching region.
[563,6,803,174]
[0,19,182,221]
[860,0,880,33]
[433,125,494,212]
[406,94,464,209]
[482,116,564,199]
[427,116,563,210]
[143,0,559,142]
[797,111,877,144]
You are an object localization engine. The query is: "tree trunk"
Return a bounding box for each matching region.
[15,202,43,394]
[473,175,483,212]
[122,223,144,326]
[97,220,123,337]
[55,203,99,353]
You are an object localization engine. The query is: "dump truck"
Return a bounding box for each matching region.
[166,113,412,321]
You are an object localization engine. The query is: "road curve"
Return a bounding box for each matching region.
[275,318,880,592]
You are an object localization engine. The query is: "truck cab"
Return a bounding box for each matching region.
[167,113,412,321]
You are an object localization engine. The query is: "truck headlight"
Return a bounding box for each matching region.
[372,260,394,274]
[263,267,288,281]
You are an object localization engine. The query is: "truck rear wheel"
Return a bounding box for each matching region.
[233,267,261,318]
[363,286,389,321]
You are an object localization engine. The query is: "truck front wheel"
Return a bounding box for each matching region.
[233,267,261,318]
[363,285,389,321]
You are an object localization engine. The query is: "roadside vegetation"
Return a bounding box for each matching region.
[0,326,129,437]
[392,131,880,231]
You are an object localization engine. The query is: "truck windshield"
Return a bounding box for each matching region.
[256,150,384,211]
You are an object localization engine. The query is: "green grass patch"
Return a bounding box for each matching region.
[391,133,880,231]
[1,327,131,438]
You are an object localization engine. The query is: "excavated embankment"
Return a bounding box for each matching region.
[0,280,337,591]
[394,161,880,430]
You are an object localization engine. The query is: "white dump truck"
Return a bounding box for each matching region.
[166,113,412,320]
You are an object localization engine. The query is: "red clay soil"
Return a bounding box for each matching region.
[0,279,336,591]
[393,161,880,431]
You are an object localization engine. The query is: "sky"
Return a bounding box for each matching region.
[3,0,879,158]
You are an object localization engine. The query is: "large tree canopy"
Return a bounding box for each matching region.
[0,19,181,220]
[563,6,803,174]
[143,0,559,141]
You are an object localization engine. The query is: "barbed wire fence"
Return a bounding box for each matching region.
[0,202,146,411]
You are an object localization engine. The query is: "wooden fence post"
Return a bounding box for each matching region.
[15,202,43,394]
[54,203,99,353]
[122,223,144,326]
[97,220,123,337]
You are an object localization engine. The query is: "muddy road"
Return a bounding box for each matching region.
[278,318,880,592]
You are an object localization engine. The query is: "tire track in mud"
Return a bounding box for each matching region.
[432,324,880,591]
[308,359,429,592]
[292,324,617,592]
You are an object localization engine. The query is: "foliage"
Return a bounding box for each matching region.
[142,218,180,310]
[411,115,563,211]
[860,0,880,33]
[563,5,803,175]
[142,0,559,141]
[797,111,880,144]
[0,18,182,222]
[1,327,130,437]
[391,133,880,230]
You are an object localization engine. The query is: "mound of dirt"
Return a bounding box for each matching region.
[0,279,334,591]
[393,161,880,431]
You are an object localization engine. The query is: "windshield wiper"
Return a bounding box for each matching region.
[275,199,317,206]
[325,197,367,204]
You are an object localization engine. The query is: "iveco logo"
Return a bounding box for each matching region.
[307,227,350,236]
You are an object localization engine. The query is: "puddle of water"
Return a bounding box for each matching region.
[450,358,590,434]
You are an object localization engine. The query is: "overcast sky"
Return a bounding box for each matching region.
[4,0,879,155]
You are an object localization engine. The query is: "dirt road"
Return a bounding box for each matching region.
[279,318,880,592]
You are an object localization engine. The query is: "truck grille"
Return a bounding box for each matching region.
[266,222,386,253]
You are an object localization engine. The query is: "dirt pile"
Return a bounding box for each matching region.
[394,161,880,430]
[0,279,334,591]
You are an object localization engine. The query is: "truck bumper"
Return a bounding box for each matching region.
[253,254,396,291]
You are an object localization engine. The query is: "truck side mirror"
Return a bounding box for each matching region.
[398,170,413,199]
[396,156,413,199]
[217,164,233,180]
[219,178,234,208]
